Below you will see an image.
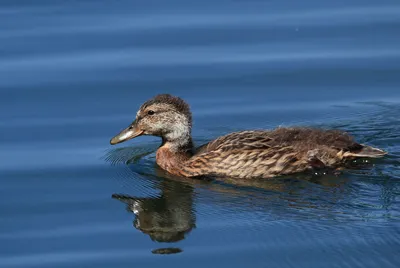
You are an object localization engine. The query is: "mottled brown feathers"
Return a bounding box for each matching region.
[269,127,363,151]
[196,128,362,155]
[175,127,385,179]
[113,94,387,179]
[142,94,192,124]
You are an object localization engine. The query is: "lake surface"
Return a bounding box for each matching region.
[1,0,400,267]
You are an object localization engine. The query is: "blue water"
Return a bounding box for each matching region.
[1,0,400,267]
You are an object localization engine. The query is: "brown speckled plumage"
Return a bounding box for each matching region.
[110,94,387,179]
[141,94,192,126]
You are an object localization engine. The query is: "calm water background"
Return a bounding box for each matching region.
[1,0,400,267]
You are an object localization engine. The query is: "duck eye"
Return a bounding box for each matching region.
[147,110,155,115]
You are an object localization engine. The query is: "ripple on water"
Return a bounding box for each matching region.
[102,102,400,266]
[2,0,400,267]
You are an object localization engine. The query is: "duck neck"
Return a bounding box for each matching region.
[161,135,194,155]
[162,123,194,154]
[156,134,194,176]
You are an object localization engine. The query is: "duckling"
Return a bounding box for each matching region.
[110,94,387,179]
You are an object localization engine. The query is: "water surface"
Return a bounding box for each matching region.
[1,0,400,267]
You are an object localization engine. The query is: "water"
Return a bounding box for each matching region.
[1,0,400,267]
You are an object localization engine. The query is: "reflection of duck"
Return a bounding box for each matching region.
[112,178,195,243]
[110,94,387,179]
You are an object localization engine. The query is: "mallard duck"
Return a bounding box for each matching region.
[110,94,387,179]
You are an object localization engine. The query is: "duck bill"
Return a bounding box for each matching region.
[110,122,144,145]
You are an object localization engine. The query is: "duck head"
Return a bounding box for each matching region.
[110,94,193,150]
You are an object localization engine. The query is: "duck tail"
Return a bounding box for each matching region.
[343,144,387,158]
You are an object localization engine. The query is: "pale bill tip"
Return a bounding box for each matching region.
[119,130,134,141]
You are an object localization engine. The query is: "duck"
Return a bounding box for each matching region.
[110,94,387,179]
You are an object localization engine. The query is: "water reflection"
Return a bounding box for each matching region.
[112,176,196,244]
[107,138,399,257]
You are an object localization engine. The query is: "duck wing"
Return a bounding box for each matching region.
[184,128,386,179]
[194,130,273,155]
